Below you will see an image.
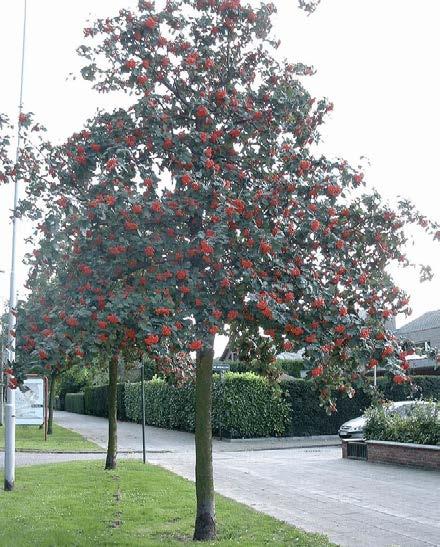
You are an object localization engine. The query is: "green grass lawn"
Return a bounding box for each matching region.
[0,460,334,546]
[0,424,102,453]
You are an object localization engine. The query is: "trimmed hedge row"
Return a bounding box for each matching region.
[277,360,304,378]
[281,379,372,436]
[365,403,440,445]
[84,384,126,421]
[281,375,440,436]
[125,373,290,438]
[228,360,304,378]
[65,392,85,414]
[65,375,440,438]
[378,375,440,401]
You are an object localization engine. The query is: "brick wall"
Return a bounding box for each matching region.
[367,441,440,471]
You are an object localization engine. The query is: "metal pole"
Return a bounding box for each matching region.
[4,0,27,492]
[0,335,5,426]
[141,362,146,463]
[373,364,377,388]
[0,309,5,426]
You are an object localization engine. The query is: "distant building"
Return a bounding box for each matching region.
[395,310,440,376]
[220,344,239,362]
[396,310,440,351]
[406,355,438,376]
[220,343,304,363]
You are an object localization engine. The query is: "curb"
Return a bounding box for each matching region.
[216,435,339,443]
[217,442,341,452]
[214,435,341,450]
[0,449,172,455]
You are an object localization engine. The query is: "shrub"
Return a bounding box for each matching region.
[84,384,126,420]
[213,373,290,438]
[365,403,440,445]
[277,360,304,378]
[65,392,85,414]
[377,375,440,401]
[281,375,440,437]
[281,378,373,436]
[125,373,290,438]
[57,366,92,410]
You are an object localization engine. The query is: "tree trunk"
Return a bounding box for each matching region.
[193,336,216,541]
[105,355,118,470]
[47,372,57,435]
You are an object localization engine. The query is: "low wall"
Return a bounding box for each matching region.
[367,440,440,471]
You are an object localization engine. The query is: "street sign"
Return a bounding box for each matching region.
[213,362,230,373]
[16,378,45,425]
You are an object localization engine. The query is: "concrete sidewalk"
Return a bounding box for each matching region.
[54,410,339,453]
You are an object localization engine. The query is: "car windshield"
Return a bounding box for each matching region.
[387,404,415,417]
[386,402,436,418]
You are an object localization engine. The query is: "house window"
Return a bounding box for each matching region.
[414,341,431,352]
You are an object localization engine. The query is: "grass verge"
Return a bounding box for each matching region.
[0,460,334,546]
[0,424,102,453]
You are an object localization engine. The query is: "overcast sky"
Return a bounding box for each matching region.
[1,0,439,356]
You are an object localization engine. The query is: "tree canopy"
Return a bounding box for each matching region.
[0,0,435,406]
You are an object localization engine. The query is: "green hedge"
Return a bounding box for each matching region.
[281,379,373,436]
[378,375,440,401]
[84,384,126,421]
[64,373,440,439]
[57,366,92,410]
[125,373,290,438]
[365,403,440,445]
[277,360,304,378]
[281,375,440,436]
[65,392,85,414]
[227,359,304,378]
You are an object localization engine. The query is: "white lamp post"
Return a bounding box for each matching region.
[0,282,5,427]
[4,0,27,492]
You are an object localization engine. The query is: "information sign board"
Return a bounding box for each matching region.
[16,377,45,425]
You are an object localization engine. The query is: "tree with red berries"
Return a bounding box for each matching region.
[17,237,158,470]
[7,0,440,540]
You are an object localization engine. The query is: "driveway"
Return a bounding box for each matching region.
[149,448,440,547]
[4,411,440,547]
[54,411,440,547]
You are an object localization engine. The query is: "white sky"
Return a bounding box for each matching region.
[1,0,439,357]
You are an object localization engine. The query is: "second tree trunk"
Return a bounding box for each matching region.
[105,355,118,470]
[47,371,57,435]
[193,337,216,541]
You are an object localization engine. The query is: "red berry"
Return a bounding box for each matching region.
[144,16,157,30]
[189,340,203,351]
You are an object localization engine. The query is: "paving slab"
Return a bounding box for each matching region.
[146,449,440,547]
